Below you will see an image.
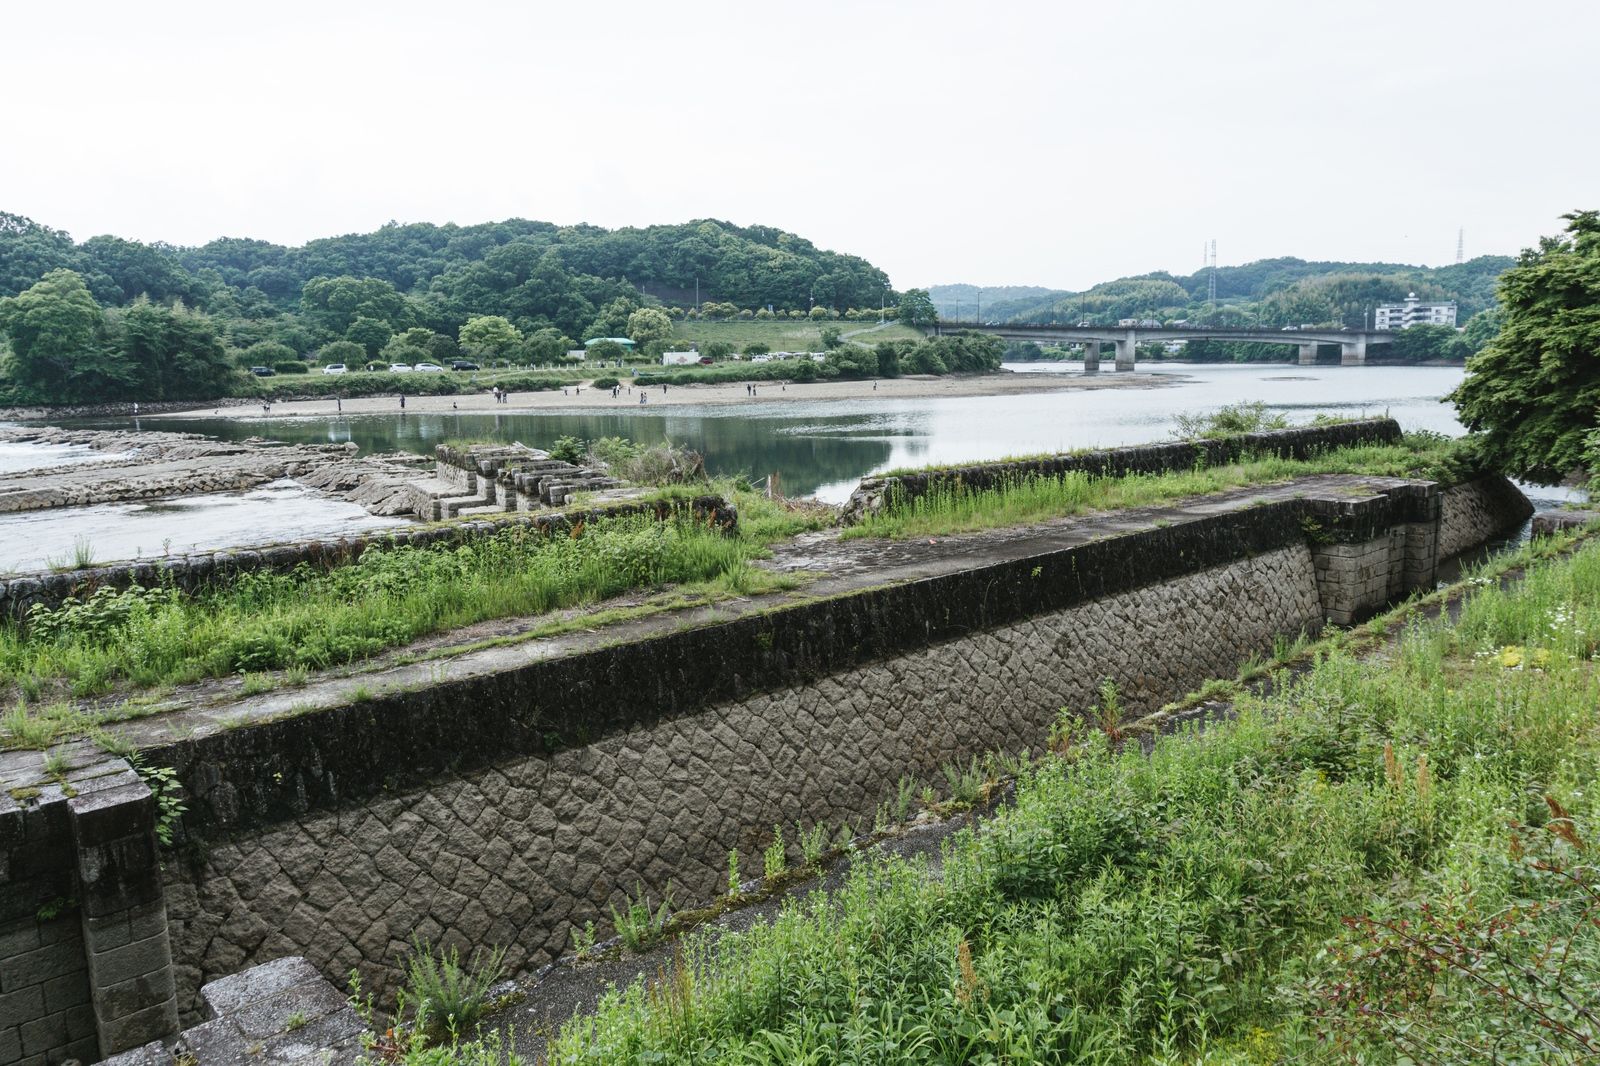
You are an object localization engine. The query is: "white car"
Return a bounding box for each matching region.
[322,363,347,375]
[413,362,445,372]
[388,363,414,373]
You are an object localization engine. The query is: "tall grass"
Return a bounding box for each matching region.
[847,435,1471,540]
[0,515,758,702]
[545,541,1600,1063]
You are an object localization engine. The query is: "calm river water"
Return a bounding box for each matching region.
[14,362,1560,572]
[140,363,1471,504]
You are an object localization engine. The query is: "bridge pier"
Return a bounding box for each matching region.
[1115,333,1136,371]
[1082,342,1099,373]
[1340,338,1367,366]
[1298,343,1318,366]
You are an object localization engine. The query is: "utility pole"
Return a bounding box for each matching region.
[1455,228,1465,265]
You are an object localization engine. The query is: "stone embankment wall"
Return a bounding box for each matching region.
[145,478,1513,1022]
[1438,474,1536,558]
[159,545,1322,1017]
[0,496,736,621]
[840,417,1404,523]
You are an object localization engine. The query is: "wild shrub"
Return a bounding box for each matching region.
[401,939,505,1037]
[544,540,1600,1063]
[1,515,757,699]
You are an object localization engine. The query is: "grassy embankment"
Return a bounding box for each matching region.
[847,433,1472,541]
[238,368,585,402]
[672,319,922,353]
[532,532,1600,1064]
[0,484,828,743]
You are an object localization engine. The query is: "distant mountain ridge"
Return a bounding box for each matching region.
[930,255,1514,328]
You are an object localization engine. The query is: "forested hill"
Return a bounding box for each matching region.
[0,213,891,338]
[931,254,1515,329]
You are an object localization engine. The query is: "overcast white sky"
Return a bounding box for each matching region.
[3,0,1596,291]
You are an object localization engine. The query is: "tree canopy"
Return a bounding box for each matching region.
[1452,210,1600,483]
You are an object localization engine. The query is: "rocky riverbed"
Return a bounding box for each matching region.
[0,426,434,516]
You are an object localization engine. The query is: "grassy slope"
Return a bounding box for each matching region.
[671,319,923,352]
[0,485,827,726]
[540,534,1600,1064]
[848,436,1468,540]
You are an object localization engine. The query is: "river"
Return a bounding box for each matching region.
[10,363,1570,572]
[119,363,1473,503]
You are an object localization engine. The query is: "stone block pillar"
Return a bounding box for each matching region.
[1081,341,1099,373]
[69,765,179,1057]
[0,781,97,1066]
[1340,337,1367,365]
[1114,334,1136,371]
[1298,342,1318,366]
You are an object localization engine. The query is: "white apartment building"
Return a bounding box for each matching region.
[1375,292,1458,330]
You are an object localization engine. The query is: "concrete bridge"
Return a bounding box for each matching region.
[933,320,1401,370]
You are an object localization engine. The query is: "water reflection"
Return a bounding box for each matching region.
[72,363,1475,504]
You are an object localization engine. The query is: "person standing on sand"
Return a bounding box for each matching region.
[336,396,342,413]
[399,394,406,411]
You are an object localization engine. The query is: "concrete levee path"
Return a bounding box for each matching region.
[71,472,1425,747]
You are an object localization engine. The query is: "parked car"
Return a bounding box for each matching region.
[698,356,714,365]
[413,362,445,372]
[322,363,347,375]
[249,366,276,377]
[451,360,480,371]
[388,363,414,373]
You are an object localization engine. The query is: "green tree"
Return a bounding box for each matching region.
[1385,323,1460,363]
[116,298,234,399]
[242,340,297,368]
[626,307,673,345]
[0,269,127,402]
[346,316,393,358]
[586,339,626,361]
[300,275,413,336]
[459,315,522,359]
[819,326,843,349]
[897,288,937,327]
[521,327,570,365]
[317,339,365,366]
[874,340,904,378]
[1459,307,1502,354]
[704,341,733,361]
[1452,211,1600,482]
[585,296,639,339]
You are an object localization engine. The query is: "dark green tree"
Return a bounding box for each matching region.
[897,289,937,327]
[346,316,394,358]
[241,340,297,368]
[1452,211,1600,482]
[586,339,626,361]
[0,269,126,402]
[1385,323,1461,363]
[874,340,905,377]
[116,298,234,399]
[317,340,365,366]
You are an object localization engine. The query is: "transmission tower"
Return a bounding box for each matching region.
[1455,228,1465,265]
[1207,240,1217,306]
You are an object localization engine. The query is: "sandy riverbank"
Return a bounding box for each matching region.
[154,369,1176,420]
